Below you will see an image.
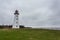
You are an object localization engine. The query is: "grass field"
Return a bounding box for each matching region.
[0,28,60,40]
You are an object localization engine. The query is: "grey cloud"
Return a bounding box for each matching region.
[0,0,60,28]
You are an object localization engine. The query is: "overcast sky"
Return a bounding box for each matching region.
[0,0,60,28]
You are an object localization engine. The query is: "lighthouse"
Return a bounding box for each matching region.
[12,10,19,28]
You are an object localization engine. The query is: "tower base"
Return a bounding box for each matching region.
[12,26,19,29]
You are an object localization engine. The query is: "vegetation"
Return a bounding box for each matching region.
[0,28,60,40]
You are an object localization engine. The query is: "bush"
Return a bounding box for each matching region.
[19,25,25,28]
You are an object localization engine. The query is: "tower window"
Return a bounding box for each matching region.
[16,25,18,27]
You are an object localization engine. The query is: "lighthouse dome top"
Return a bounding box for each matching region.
[14,10,19,15]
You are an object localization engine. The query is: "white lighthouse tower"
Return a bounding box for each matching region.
[12,10,19,28]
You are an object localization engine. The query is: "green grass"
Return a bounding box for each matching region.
[0,28,60,40]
